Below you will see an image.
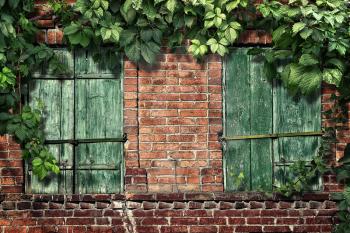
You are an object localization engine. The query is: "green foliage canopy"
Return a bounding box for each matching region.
[255,0,350,96]
[58,0,246,63]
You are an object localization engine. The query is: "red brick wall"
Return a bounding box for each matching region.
[0,135,23,194]
[0,192,338,233]
[0,1,346,232]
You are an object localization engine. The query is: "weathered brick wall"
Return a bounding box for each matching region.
[0,192,338,233]
[0,135,23,194]
[0,0,347,232]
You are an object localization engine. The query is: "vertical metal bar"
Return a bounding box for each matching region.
[120,53,125,193]
[72,48,77,194]
[222,53,227,191]
[248,50,252,191]
[272,73,277,191]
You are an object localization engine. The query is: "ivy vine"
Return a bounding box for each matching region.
[254,0,350,232]
[0,0,350,231]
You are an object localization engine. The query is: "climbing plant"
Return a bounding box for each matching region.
[254,0,350,232]
[0,0,62,179]
[1,1,350,229]
[0,0,249,179]
[58,0,247,62]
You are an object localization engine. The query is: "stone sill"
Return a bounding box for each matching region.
[0,192,334,203]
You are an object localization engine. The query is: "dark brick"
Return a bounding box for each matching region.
[17,202,31,210]
[66,218,95,225]
[74,209,102,217]
[173,202,186,209]
[96,202,109,209]
[219,201,234,209]
[158,202,173,209]
[188,201,202,209]
[235,201,246,209]
[2,201,15,210]
[33,202,49,210]
[250,201,264,209]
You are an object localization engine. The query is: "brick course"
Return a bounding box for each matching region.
[0,192,338,233]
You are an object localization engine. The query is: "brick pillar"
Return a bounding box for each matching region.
[136,53,224,192]
[0,135,23,193]
[124,59,148,193]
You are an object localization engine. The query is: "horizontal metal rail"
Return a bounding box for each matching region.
[44,134,127,145]
[221,131,323,141]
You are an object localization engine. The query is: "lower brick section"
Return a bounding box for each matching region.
[0,193,336,233]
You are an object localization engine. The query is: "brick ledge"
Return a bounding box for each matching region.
[0,192,333,202]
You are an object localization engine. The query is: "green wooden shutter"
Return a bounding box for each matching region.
[27,49,74,194]
[26,48,123,194]
[224,48,321,192]
[74,48,123,194]
[273,82,321,189]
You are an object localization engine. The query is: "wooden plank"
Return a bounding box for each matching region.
[75,48,122,78]
[28,50,75,193]
[35,49,74,78]
[29,169,73,194]
[74,50,123,193]
[273,80,321,190]
[274,81,321,162]
[29,80,74,140]
[249,53,273,191]
[76,142,123,169]
[76,170,121,194]
[75,79,123,139]
[224,48,251,191]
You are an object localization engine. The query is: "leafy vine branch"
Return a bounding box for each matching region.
[0,0,350,230]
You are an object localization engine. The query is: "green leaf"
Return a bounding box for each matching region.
[166,0,177,12]
[140,29,153,42]
[120,29,137,46]
[225,28,237,43]
[121,6,136,23]
[0,0,5,8]
[0,112,12,121]
[143,0,157,20]
[326,58,345,72]
[299,28,313,39]
[299,54,319,66]
[141,42,157,63]
[299,67,322,94]
[125,40,141,62]
[226,0,240,12]
[64,23,80,36]
[338,143,350,164]
[199,45,208,55]
[101,28,111,41]
[322,68,342,86]
[152,28,162,44]
[272,25,287,42]
[8,0,20,9]
[110,1,120,13]
[79,32,90,47]
[292,22,306,35]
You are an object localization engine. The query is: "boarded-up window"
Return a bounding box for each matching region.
[25,48,123,194]
[224,48,321,192]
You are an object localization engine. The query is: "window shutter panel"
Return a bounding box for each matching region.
[27,49,74,194]
[27,48,123,194]
[249,55,273,191]
[224,48,321,192]
[224,48,273,191]
[74,48,123,193]
[273,82,321,190]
